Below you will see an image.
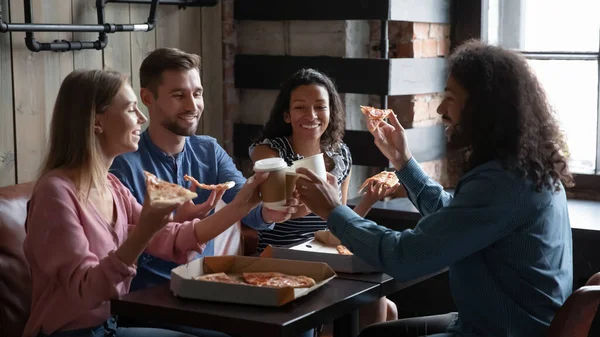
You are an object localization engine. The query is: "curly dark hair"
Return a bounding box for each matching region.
[257,68,345,151]
[449,40,574,191]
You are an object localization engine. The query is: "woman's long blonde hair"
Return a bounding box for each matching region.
[39,69,129,199]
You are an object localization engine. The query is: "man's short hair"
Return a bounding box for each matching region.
[139,47,201,97]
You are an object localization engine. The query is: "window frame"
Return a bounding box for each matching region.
[481,0,600,192]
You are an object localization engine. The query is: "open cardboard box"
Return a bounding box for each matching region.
[262,230,383,274]
[170,255,336,307]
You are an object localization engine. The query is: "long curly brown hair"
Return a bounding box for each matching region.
[449,40,574,191]
[257,68,345,151]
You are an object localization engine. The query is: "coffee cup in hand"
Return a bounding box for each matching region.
[291,153,327,181]
[253,158,289,211]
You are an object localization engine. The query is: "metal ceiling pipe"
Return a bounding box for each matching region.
[1,0,162,52]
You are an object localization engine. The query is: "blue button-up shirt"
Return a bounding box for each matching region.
[110,130,271,291]
[328,158,572,337]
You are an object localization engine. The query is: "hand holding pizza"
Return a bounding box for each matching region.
[295,168,341,220]
[367,110,413,171]
[137,195,182,236]
[173,186,226,223]
[363,180,400,204]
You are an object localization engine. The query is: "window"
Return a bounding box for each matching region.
[483,0,600,176]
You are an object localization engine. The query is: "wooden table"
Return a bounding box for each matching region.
[111,278,380,337]
[337,269,448,298]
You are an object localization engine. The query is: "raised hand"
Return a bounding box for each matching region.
[353,181,400,217]
[173,185,226,223]
[368,113,413,170]
[137,196,181,235]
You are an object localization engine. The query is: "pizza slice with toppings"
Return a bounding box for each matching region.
[195,272,246,285]
[144,171,198,207]
[360,105,395,132]
[184,174,235,191]
[358,171,400,193]
[242,272,316,288]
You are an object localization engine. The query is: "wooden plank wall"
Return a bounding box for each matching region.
[0,0,223,186]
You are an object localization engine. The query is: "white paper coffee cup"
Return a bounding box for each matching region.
[291,153,327,181]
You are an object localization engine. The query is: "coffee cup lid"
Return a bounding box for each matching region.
[253,157,287,172]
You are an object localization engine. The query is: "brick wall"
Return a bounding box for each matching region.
[223,6,459,195]
[369,21,460,192]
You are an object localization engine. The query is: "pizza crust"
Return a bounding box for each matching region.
[195,272,246,285]
[336,245,353,255]
[184,174,236,191]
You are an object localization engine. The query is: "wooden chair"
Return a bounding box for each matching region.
[546,272,600,337]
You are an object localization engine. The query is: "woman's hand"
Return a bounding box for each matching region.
[118,196,181,266]
[353,181,400,217]
[137,196,182,236]
[369,113,413,170]
[230,172,270,215]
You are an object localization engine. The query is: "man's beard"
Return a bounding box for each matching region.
[162,116,198,136]
[446,123,468,151]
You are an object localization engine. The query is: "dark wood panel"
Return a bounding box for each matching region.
[343,130,392,167]
[235,55,390,95]
[234,0,450,23]
[235,55,448,96]
[235,0,388,20]
[450,0,482,50]
[233,123,446,167]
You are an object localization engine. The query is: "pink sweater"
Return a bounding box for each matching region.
[22,172,206,337]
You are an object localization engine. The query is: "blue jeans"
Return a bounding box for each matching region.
[38,317,226,337]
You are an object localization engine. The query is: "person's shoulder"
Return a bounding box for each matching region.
[337,141,351,155]
[32,171,76,200]
[458,160,535,198]
[113,150,143,166]
[110,150,144,179]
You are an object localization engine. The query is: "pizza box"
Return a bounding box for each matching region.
[261,230,383,274]
[170,255,336,307]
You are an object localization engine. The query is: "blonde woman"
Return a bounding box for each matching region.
[23,69,267,337]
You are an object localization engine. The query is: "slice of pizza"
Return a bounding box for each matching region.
[144,171,198,207]
[184,174,235,191]
[336,245,353,256]
[360,105,395,132]
[195,272,246,285]
[243,272,317,289]
[358,171,400,193]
